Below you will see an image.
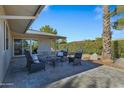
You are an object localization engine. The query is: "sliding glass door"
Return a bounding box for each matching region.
[31,40,39,54]
[14,39,22,56]
[22,40,30,55]
[14,39,39,56]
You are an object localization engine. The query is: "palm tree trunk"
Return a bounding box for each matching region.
[102,5,112,61]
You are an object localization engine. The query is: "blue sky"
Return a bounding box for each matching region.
[30,5,124,42]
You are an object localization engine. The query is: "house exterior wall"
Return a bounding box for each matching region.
[38,39,51,52]
[0,6,13,83]
[12,31,55,56]
[0,6,56,83]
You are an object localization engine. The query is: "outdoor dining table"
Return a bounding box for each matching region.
[39,55,56,67]
[38,54,67,68]
[46,56,57,68]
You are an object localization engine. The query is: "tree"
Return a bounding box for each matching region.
[113,18,124,30]
[102,5,112,62]
[58,39,67,44]
[102,5,124,61]
[102,5,124,62]
[111,6,124,30]
[40,25,67,44]
[40,25,67,50]
[60,39,67,44]
[40,25,57,34]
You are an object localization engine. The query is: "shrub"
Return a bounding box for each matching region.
[58,38,124,58]
[120,53,124,57]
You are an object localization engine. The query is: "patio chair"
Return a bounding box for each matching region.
[68,52,83,65]
[24,50,45,73]
[62,50,68,62]
[56,50,68,62]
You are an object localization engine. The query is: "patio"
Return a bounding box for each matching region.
[1,57,101,88]
[46,66,124,88]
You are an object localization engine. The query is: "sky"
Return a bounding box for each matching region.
[30,5,124,42]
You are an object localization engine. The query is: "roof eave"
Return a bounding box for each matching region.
[24,5,45,33]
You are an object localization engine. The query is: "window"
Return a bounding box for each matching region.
[14,39,22,55]
[14,39,39,56]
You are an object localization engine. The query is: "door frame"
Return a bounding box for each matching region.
[13,38,39,57]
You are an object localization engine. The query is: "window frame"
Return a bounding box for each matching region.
[4,21,9,50]
[6,22,9,50]
[4,21,6,50]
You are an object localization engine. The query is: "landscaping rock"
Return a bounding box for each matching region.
[82,54,91,60]
[90,53,98,60]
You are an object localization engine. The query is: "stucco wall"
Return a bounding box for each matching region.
[12,31,55,54]
[0,6,13,83]
[38,39,51,52]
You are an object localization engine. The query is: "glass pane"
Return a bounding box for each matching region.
[22,40,30,55]
[31,40,39,54]
[14,39,22,55]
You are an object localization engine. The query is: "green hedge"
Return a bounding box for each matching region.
[112,40,124,58]
[58,38,124,58]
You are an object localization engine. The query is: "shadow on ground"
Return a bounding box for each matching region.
[50,75,111,88]
[1,57,101,88]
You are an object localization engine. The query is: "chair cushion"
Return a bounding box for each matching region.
[75,53,82,59]
[57,51,64,57]
[31,54,40,63]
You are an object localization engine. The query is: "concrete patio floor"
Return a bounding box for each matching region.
[1,57,101,88]
[46,66,124,88]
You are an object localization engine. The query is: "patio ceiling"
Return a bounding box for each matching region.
[3,5,44,33]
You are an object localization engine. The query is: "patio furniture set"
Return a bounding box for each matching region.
[24,50,83,73]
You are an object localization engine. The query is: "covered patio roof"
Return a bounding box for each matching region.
[27,29,66,39]
[2,5,44,33]
[12,29,66,40]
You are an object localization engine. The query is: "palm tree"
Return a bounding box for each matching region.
[101,5,124,62]
[102,5,112,62]
[112,6,124,30]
